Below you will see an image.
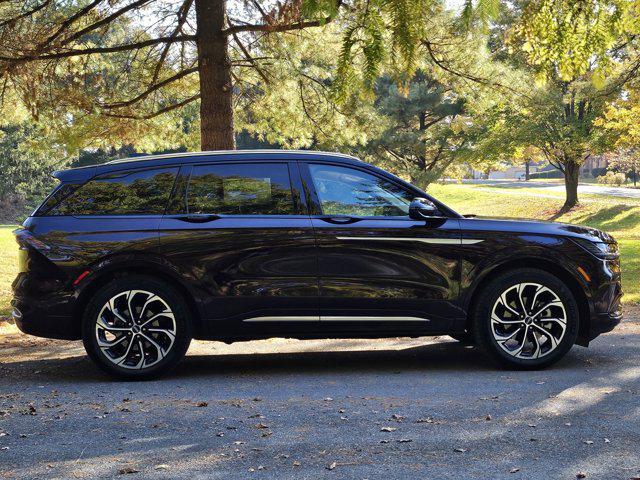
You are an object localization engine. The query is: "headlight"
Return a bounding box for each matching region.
[572,238,619,259]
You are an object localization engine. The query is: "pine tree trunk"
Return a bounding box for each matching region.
[562,162,580,212]
[195,0,235,150]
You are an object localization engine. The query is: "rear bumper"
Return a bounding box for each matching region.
[12,303,78,340]
[12,272,80,340]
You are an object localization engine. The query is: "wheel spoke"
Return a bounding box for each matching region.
[147,328,176,341]
[530,330,542,359]
[139,311,174,328]
[113,336,136,365]
[530,300,563,319]
[126,290,137,323]
[512,325,529,356]
[97,333,128,348]
[138,294,159,322]
[140,333,166,360]
[494,325,523,343]
[516,284,529,315]
[532,323,560,349]
[499,292,522,317]
[96,317,130,332]
[491,313,524,325]
[135,338,146,369]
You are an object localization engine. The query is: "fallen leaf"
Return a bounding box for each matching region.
[397,439,412,443]
[154,465,169,471]
[327,462,337,470]
[293,461,301,467]
[510,467,521,473]
[584,440,594,445]
[576,473,586,479]
[255,423,269,429]
[118,467,140,475]
[454,447,466,453]
[380,427,397,432]
[196,402,208,407]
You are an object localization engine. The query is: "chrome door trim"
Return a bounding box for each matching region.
[242,316,430,322]
[242,316,320,322]
[321,316,430,322]
[335,236,483,245]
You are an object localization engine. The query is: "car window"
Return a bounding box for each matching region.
[49,167,178,216]
[308,164,412,217]
[188,163,295,215]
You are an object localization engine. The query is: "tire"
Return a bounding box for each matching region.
[449,332,475,345]
[82,275,192,380]
[471,268,579,370]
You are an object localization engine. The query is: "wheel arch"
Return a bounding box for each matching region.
[463,257,592,346]
[72,261,203,338]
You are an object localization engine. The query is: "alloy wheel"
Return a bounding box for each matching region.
[94,290,176,369]
[490,282,567,359]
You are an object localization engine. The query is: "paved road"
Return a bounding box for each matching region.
[461,179,640,199]
[1,312,639,480]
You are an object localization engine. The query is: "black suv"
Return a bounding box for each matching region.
[12,150,623,378]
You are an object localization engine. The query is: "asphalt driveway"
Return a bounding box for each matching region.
[1,309,639,479]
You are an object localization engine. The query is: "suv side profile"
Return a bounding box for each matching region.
[12,150,623,379]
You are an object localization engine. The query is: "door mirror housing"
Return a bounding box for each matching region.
[409,197,440,220]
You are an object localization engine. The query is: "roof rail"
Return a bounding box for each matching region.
[106,149,359,165]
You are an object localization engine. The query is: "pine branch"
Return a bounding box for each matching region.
[222,1,343,36]
[103,93,200,119]
[1,36,196,62]
[100,66,198,109]
[0,0,51,28]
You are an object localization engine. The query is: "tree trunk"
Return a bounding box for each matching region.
[562,162,580,212]
[525,160,530,181]
[195,0,235,150]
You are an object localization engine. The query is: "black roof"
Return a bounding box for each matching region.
[53,150,363,182]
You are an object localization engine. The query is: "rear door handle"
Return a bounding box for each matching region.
[177,214,220,223]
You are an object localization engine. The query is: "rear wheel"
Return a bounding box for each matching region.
[472,268,579,370]
[82,275,192,380]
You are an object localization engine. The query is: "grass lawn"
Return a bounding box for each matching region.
[0,225,17,317]
[0,184,638,317]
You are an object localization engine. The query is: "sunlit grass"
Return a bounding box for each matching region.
[429,183,640,304]
[0,225,18,317]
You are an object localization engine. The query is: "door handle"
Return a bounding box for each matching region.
[319,216,361,224]
[177,214,220,223]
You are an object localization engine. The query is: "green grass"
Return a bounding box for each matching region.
[0,184,638,316]
[0,225,17,317]
[429,183,640,304]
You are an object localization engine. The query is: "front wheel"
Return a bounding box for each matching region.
[472,268,579,370]
[82,275,192,380]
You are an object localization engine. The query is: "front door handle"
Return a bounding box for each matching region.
[319,215,361,225]
[177,214,220,223]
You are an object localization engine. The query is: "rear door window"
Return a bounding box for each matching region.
[50,167,178,216]
[187,163,295,215]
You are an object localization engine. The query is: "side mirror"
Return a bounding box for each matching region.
[409,197,439,220]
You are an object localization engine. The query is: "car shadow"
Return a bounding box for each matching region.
[0,336,593,384]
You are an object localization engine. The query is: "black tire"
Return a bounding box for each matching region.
[449,332,475,345]
[82,275,192,380]
[471,268,579,370]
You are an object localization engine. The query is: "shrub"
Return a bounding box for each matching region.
[597,171,626,186]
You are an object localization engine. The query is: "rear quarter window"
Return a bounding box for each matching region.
[48,167,178,216]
